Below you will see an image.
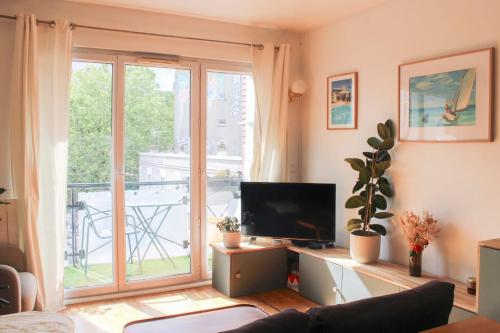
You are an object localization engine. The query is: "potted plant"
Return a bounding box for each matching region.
[345,120,395,264]
[217,216,241,248]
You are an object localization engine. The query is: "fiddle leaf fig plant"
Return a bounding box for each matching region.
[345,120,395,236]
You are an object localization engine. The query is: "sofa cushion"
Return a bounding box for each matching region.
[307,280,455,333]
[222,308,311,333]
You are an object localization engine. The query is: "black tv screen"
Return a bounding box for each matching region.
[240,182,335,241]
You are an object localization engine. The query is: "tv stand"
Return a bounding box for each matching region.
[210,241,479,324]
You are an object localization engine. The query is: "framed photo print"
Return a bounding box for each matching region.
[399,48,493,142]
[327,72,357,130]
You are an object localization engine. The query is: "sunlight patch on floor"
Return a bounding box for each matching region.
[70,302,147,333]
[141,295,235,314]
[66,289,238,333]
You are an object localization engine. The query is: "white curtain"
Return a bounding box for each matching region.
[9,14,73,312]
[250,43,290,182]
[37,19,73,312]
[10,13,45,311]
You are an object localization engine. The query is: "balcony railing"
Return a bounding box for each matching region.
[65,177,242,268]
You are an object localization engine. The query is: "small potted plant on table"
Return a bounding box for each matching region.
[345,120,395,264]
[217,216,241,248]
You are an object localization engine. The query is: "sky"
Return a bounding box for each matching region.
[331,78,352,91]
[409,68,476,109]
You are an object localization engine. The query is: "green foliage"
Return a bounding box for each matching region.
[344,120,395,236]
[369,224,387,236]
[345,195,366,208]
[216,216,240,233]
[68,64,175,184]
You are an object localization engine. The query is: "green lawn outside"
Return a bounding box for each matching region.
[64,256,191,289]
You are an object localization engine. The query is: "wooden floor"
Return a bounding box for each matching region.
[62,286,318,333]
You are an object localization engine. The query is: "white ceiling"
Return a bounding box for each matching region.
[65,0,390,33]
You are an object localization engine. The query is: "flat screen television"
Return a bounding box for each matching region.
[240,182,335,242]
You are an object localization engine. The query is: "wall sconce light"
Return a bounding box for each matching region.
[288,79,307,102]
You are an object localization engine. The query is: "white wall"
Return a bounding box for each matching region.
[300,0,500,282]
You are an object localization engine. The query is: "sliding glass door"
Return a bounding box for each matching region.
[64,52,253,297]
[122,63,195,284]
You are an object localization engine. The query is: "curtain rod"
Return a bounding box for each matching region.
[0,14,55,27]
[70,23,267,50]
[0,14,273,50]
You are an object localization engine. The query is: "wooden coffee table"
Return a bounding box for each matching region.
[124,304,268,333]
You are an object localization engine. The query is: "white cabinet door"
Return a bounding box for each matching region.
[478,246,500,321]
[299,253,343,305]
[341,267,399,303]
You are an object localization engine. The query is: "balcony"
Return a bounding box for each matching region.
[64,177,241,289]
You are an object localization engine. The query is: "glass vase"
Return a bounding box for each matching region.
[409,252,422,277]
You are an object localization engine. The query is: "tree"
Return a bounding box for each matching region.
[124,66,174,182]
[68,63,175,185]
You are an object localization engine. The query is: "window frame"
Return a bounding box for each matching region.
[65,50,253,300]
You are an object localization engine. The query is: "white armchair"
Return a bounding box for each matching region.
[0,245,37,315]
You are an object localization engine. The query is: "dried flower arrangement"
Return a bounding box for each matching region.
[399,211,440,253]
[398,211,440,276]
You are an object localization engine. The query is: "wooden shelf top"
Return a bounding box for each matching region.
[288,246,476,313]
[210,241,476,313]
[210,241,288,255]
[478,238,500,251]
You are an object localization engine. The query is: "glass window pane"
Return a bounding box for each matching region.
[205,71,255,270]
[124,65,192,281]
[65,61,114,289]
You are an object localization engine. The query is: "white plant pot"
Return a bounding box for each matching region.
[222,231,241,248]
[350,230,381,264]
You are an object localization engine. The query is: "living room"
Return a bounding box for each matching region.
[0,0,499,332]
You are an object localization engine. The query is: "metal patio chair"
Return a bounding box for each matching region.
[79,201,142,275]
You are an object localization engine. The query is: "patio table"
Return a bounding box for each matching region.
[126,200,188,270]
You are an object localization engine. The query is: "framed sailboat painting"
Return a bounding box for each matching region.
[399,48,493,142]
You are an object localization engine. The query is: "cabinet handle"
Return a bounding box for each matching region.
[235,273,241,279]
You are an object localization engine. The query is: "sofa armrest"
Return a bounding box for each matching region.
[0,264,22,315]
